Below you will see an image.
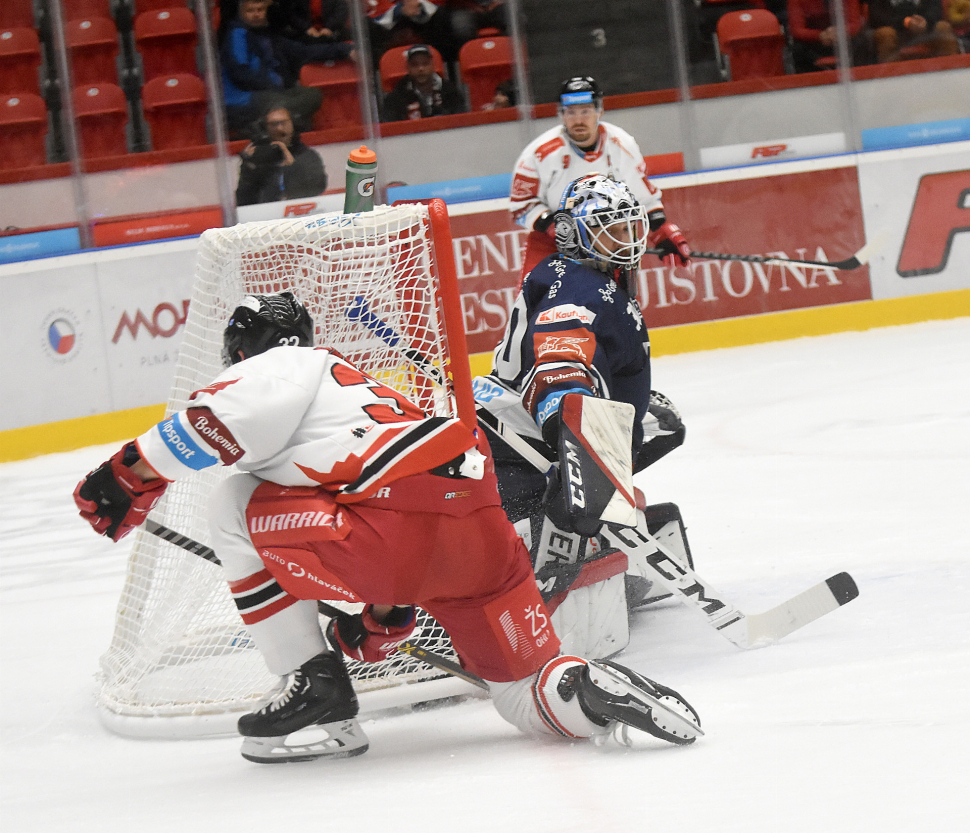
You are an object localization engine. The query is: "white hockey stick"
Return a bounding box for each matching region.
[476,410,859,649]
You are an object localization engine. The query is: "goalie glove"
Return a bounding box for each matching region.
[648,222,691,268]
[328,604,417,663]
[73,443,168,542]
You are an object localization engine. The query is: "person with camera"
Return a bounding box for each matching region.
[236,105,328,206]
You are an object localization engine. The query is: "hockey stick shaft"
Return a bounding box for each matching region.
[345,296,446,386]
[642,245,870,270]
[144,519,487,689]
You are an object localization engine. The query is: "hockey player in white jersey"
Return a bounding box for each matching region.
[510,75,692,276]
[74,292,701,762]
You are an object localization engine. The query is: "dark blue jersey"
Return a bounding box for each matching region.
[490,254,651,446]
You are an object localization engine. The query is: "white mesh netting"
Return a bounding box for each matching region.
[97,204,469,737]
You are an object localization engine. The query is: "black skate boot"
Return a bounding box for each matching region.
[238,651,368,763]
[571,659,703,746]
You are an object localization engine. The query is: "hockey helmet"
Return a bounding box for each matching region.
[554,174,648,272]
[559,76,603,109]
[221,291,314,366]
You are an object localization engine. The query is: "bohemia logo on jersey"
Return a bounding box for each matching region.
[897,170,970,277]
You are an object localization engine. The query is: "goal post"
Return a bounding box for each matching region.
[97,200,480,738]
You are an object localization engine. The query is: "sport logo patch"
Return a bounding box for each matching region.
[535,304,596,327]
[533,329,594,364]
[510,173,539,200]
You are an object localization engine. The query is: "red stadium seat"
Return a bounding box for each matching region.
[134,7,198,82]
[74,83,129,158]
[0,93,48,169]
[378,44,445,93]
[716,10,786,81]
[141,73,208,150]
[136,0,191,10]
[66,17,120,85]
[0,0,36,29]
[299,61,362,130]
[67,0,115,19]
[0,27,42,95]
[458,36,512,111]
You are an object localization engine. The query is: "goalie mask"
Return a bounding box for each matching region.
[221,291,314,366]
[554,174,648,280]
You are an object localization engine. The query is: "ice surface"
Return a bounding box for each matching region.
[2,319,968,832]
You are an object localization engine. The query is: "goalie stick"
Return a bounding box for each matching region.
[475,412,859,649]
[331,303,860,646]
[143,519,488,689]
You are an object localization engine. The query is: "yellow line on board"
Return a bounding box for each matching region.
[1,405,166,463]
[2,290,967,462]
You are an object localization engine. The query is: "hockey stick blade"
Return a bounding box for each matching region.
[144,519,484,689]
[602,521,859,649]
[643,242,874,271]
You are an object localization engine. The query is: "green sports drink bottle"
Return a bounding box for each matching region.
[343,145,377,214]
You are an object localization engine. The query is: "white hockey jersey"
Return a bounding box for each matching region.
[510,121,665,232]
[135,346,480,502]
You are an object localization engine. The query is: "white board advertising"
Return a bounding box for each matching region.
[0,240,198,431]
[858,141,970,300]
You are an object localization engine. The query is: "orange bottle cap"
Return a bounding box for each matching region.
[349,146,377,164]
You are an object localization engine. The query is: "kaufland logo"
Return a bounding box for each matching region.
[112,300,190,343]
[41,309,81,362]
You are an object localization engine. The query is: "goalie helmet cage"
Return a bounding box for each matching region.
[97,201,478,739]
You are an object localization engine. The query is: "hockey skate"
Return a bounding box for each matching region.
[573,659,703,746]
[238,651,369,763]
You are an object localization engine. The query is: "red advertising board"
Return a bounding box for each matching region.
[450,166,872,355]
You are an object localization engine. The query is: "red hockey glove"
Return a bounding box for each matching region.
[648,222,691,267]
[74,443,168,542]
[330,604,416,663]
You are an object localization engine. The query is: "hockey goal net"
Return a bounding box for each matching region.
[97,201,477,738]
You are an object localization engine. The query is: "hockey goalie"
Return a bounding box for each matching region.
[74,291,702,762]
[473,172,696,662]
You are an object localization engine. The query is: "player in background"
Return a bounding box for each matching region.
[475,174,695,637]
[509,75,692,277]
[74,292,701,763]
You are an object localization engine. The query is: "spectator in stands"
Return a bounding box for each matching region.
[445,0,508,42]
[482,78,516,110]
[367,0,465,63]
[269,0,352,43]
[220,0,357,133]
[382,43,467,121]
[235,104,328,205]
[868,0,960,61]
[787,0,874,72]
[945,0,970,50]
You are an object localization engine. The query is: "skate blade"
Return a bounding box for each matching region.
[240,719,369,764]
[588,664,703,745]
